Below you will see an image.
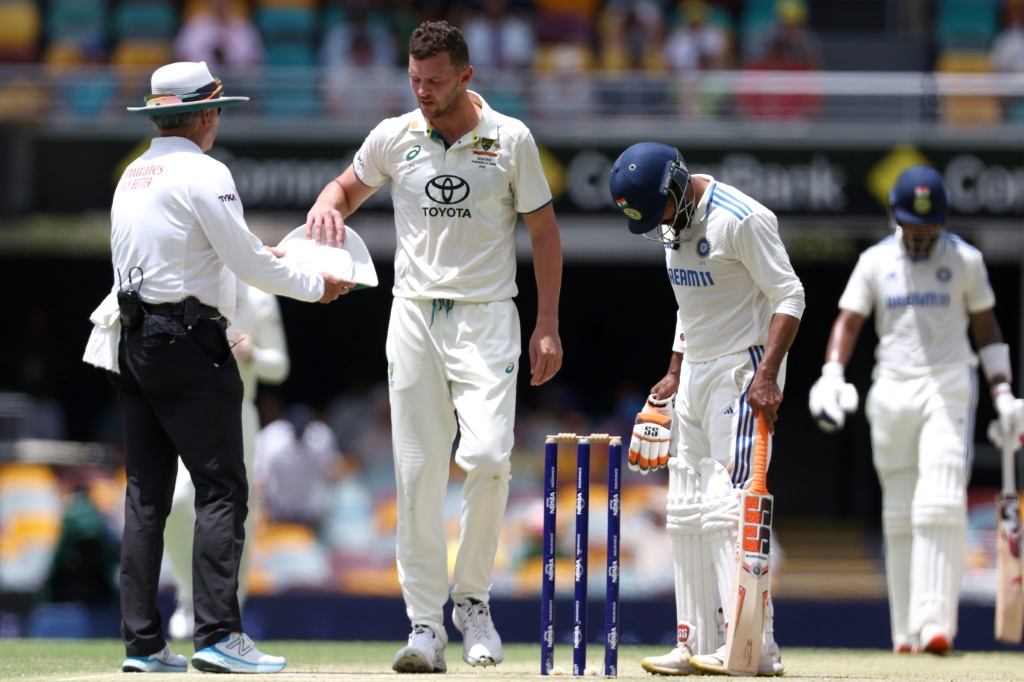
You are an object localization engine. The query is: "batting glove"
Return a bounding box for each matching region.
[988,398,1024,451]
[993,383,1018,437]
[808,362,859,433]
[629,394,673,475]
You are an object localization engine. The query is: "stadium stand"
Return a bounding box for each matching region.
[0,0,41,63]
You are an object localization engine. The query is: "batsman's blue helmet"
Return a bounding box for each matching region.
[888,164,949,226]
[609,142,690,235]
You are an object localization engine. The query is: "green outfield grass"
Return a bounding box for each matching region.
[1,640,1023,681]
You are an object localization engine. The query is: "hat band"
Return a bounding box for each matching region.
[142,77,224,109]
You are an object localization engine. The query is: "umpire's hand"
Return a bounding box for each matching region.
[319,272,357,302]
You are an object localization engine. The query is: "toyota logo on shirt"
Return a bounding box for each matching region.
[426,175,470,204]
[423,175,472,218]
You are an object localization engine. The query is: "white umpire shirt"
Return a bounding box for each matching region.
[111,136,323,317]
[667,175,806,363]
[85,136,322,373]
[837,232,996,380]
[352,90,552,302]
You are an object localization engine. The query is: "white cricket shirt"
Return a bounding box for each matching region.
[666,175,805,363]
[110,136,323,320]
[352,90,552,302]
[838,232,996,379]
[231,282,289,403]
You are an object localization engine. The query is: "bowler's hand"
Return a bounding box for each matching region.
[529,318,562,386]
[319,273,357,303]
[306,202,346,248]
[264,245,286,258]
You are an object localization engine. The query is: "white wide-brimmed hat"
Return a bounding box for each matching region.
[277,225,378,289]
[127,61,249,115]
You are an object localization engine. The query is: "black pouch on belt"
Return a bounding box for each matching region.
[117,289,143,330]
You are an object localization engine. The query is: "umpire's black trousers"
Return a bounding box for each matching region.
[110,312,247,655]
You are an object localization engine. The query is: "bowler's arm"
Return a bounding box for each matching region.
[523,203,563,386]
[306,166,378,247]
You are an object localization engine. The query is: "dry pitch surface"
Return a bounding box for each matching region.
[2,640,1023,682]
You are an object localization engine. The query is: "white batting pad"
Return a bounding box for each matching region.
[667,461,718,654]
[880,469,914,647]
[910,523,965,639]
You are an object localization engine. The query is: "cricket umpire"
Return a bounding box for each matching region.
[83,61,351,674]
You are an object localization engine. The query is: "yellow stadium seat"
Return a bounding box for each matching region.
[182,0,250,22]
[0,0,41,61]
[0,463,57,491]
[256,522,318,551]
[3,512,62,551]
[110,39,174,68]
[935,50,1003,126]
[534,43,595,74]
[43,41,86,69]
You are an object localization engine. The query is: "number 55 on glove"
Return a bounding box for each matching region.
[629,395,674,474]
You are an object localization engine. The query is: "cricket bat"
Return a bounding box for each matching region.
[995,422,1023,645]
[724,414,773,676]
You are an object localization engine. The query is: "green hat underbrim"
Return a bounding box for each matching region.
[127,96,249,116]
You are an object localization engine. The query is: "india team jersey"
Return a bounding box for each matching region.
[666,175,805,363]
[353,90,552,302]
[838,232,996,378]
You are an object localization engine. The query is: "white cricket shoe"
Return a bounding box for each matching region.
[392,624,447,673]
[640,644,701,675]
[122,644,187,673]
[689,642,787,676]
[914,624,952,655]
[191,632,286,673]
[168,603,194,641]
[452,599,504,666]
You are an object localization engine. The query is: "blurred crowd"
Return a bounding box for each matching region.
[0,377,680,603]
[0,0,1022,122]
[0,377,1008,607]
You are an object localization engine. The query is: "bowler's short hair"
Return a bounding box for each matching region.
[409,21,469,69]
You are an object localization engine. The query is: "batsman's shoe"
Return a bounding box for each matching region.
[453,599,504,666]
[894,637,915,654]
[689,642,787,676]
[640,644,701,675]
[191,632,286,673]
[122,645,187,673]
[168,603,194,641]
[392,624,447,673]
[914,625,952,655]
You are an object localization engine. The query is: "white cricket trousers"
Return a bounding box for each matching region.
[386,297,520,631]
[866,364,975,644]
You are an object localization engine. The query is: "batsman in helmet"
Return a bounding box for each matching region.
[609,142,805,676]
[809,164,1020,654]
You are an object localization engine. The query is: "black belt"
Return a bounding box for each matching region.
[143,299,224,326]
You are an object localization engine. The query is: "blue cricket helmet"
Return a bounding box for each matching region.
[609,142,692,237]
[889,164,948,226]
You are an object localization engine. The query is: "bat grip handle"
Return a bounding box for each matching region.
[750,414,769,496]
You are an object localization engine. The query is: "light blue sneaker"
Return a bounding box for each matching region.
[192,632,287,674]
[122,645,188,673]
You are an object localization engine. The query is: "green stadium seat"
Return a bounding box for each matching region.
[46,0,107,50]
[113,1,177,41]
[933,0,1001,50]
